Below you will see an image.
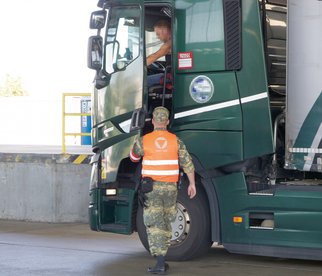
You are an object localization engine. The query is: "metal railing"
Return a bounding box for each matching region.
[62,93,91,154]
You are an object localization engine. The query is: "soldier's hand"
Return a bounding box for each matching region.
[188,184,196,199]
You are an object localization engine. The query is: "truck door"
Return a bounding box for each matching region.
[89,2,145,234]
[92,4,144,149]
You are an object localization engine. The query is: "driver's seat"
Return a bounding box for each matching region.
[148,65,172,99]
[148,67,172,120]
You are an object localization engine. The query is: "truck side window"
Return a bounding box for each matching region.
[104,6,140,74]
[176,0,225,71]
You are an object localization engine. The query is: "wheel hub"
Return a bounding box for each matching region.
[170,202,190,245]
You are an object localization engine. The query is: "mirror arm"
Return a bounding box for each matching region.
[95,71,110,89]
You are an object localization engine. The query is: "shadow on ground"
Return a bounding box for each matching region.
[93,246,322,276]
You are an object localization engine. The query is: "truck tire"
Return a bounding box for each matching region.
[136,180,212,261]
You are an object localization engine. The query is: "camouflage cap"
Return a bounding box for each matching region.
[152,106,169,123]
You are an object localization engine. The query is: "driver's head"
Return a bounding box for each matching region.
[154,20,171,42]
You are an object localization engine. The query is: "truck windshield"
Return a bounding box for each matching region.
[105,6,140,74]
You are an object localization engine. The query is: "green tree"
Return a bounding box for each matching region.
[0,74,28,96]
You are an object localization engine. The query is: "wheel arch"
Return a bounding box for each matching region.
[192,156,221,244]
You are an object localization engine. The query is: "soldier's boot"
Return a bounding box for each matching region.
[147,256,169,275]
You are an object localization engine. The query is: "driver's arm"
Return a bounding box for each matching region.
[146,41,171,66]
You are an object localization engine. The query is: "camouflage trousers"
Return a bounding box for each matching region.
[143,182,178,257]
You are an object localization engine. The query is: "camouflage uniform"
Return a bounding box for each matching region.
[132,130,194,256]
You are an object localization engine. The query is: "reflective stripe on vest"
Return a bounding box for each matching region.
[142,130,179,182]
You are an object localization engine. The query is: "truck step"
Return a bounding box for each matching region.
[249,212,274,230]
[102,195,129,203]
[100,223,130,233]
[249,189,274,196]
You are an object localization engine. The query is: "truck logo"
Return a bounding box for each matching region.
[189,75,214,104]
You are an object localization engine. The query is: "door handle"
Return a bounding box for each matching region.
[130,108,146,132]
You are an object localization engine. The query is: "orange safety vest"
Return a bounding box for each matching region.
[142,130,179,183]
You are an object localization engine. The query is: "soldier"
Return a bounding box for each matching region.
[130,106,196,275]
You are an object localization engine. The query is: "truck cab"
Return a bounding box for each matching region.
[87,0,322,261]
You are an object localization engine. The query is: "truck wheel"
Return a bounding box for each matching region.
[136,180,212,261]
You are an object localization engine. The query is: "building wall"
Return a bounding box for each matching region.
[0,156,91,223]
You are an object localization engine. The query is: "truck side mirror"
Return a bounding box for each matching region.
[89,10,107,29]
[88,36,103,71]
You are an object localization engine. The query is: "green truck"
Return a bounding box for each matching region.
[87,0,322,260]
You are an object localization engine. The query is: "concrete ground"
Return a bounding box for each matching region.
[1,220,322,276]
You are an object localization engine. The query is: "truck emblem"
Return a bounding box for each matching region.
[189,76,214,104]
